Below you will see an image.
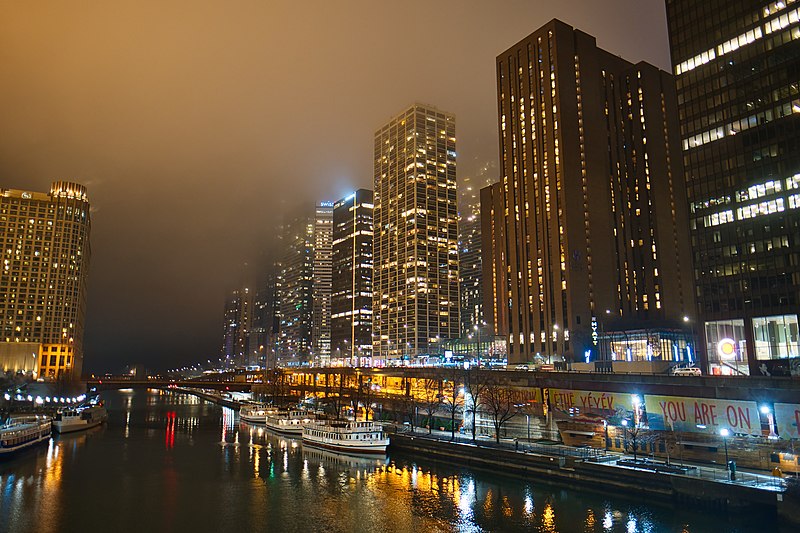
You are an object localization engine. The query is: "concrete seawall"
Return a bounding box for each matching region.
[389,433,784,514]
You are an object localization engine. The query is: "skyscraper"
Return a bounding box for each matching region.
[278,214,314,364]
[331,189,373,365]
[492,20,695,365]
[220,286,252,369]
[373,103,460,363]
[666,0,800,376]
[458,171,496,339]
[0,181,91,379]
[312,202,333,365]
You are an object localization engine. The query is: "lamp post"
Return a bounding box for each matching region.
[761,405,777,438]
[720,428,731,478]
[552,324,559,365]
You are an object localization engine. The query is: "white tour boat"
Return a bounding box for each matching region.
[302,420,389,455]
[239,403,280,424]
[264,410,315,435]
[53,404,108,434]
[0,415,52,456]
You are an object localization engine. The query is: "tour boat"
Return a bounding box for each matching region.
[264,410,315,435]
[239,403,279,424]
[53,404,108,434]
[302,420,389,455]
[0,415,52,456]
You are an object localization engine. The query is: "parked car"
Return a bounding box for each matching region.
[671,366,701,376]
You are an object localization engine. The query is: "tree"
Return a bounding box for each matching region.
[264,368,288,405]
[480,383,521,444]
[417,378,443,434]
[463,366,488,441]
[621,423,657,463]
[441,369,464,440]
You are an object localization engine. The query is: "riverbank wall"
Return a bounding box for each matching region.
[389,433,786,515]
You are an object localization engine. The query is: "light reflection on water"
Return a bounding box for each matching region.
[0,389,784,533]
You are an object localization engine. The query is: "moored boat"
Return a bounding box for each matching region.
[239,403,279,424]
[302,420,388,455]
[53,404,108,434]
[264,410,315,435]
[0,415,52,456]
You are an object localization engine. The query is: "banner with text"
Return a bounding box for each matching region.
[775,403,800,440]
[548,388,634,425]
[645,395,761,436]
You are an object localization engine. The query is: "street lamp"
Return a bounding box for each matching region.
[552,324,559,364]
[761,405,777,438]
[720,428,731,478]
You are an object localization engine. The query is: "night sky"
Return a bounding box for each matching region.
[0,1,670,372]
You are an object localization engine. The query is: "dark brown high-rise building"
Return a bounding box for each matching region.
[331,189,373,365]
[666,0,800,376]
[490,19,695,365]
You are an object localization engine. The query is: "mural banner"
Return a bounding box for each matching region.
[775,403,800,440]
[548,388,634,425]
[645,395,761,436]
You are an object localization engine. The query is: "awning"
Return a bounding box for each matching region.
[678,441,717,447]
[565,430,596,436]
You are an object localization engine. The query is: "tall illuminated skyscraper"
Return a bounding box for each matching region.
[492,20,695,365]
[0,181,91,379]
[331,189,373,365]
[277,214,314,363]
[373,103,459,363]
[666,0,800,376]
[312,202,333,365]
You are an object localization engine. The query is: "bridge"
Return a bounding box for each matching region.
[279,367,799,403]
[86,378,254,392]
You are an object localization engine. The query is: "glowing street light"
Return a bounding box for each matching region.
[719,428,732,479]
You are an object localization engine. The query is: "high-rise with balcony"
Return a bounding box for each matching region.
[331,189,373,365]
[373,103,460,363]
[666,0,800,376]
[492,20,695,365]
[312,202,333,365]
[0,181,91,379]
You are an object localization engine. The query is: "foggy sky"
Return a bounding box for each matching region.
[0,1,670,372]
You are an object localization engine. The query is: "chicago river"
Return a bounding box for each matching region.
[0,390,781,532]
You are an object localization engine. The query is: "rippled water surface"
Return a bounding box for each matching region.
[0,390,783,532]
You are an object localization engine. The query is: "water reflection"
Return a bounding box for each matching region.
[0,390,785,533]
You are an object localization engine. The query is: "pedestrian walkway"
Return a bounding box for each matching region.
[391,425,789,493]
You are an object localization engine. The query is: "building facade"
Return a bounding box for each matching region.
[312,202,333,365]
[458,172,496,341]
[666,0,800,376]
[277,214,314,364]
[373,103,460,363]
[0,182,91,379]
[220,286,252,369]
[331,189,374,365]
[492,20,695,365]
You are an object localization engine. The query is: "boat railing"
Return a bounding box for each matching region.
[304,421,384,434]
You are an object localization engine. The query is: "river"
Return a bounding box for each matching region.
[0,389,783,532]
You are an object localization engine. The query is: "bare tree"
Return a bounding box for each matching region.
[352,375,375,421]
[441,369,464,440]
[481,383,521,444]
[264,368,288,405]
[416,378,443,434]
[622,424,656,463]
[463,366,488,441]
